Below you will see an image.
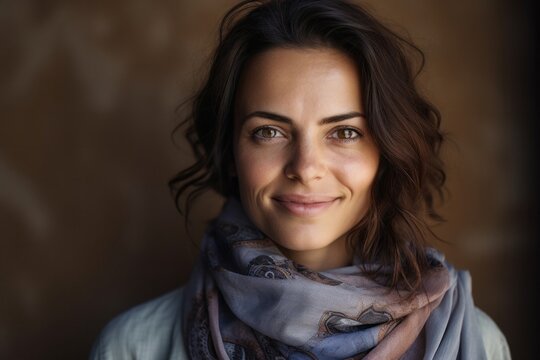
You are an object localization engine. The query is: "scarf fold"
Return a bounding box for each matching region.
[182,198,487,359]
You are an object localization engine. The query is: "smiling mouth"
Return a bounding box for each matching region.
[272,196,339,217]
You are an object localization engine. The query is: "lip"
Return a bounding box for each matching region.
[272,194,340,217]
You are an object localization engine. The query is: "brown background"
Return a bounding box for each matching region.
[0,0,538,359]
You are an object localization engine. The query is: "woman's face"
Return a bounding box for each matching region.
[233,47,380,270]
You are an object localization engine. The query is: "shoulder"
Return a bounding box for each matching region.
[430,252,511,359]
[474,307,512,360]
[89,287,188,360]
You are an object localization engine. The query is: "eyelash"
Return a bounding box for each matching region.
[328,126,363,143]
[251,126,363,143]
[251,126,285,142]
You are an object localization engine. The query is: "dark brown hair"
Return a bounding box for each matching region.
[169,0,446,294]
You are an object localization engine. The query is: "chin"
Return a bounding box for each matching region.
[269,228,334,252]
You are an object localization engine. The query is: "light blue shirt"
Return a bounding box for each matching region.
[90,287,511,359]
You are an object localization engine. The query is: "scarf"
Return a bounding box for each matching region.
[182,198,487,359]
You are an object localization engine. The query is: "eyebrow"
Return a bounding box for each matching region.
[241,111,366,125]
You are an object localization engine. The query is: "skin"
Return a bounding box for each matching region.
[233,47,380,271]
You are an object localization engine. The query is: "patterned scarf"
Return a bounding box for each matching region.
[182,198,487,359]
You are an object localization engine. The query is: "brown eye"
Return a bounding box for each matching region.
[253,126,284,139]
[330,128,361,141]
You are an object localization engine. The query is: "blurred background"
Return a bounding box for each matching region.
[0,0,538,358]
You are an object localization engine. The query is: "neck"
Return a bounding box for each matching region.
[276,235,354,272]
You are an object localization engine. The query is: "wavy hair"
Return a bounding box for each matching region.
[169,0,446,294]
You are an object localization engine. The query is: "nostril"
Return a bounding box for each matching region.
[284,150,326,183]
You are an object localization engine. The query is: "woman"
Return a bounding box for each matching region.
[91,0,511,359]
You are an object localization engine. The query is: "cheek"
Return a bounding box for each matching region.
[235,144,284,193]
[330,150,379,194]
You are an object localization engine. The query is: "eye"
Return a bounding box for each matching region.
[328,127,362,142]
[252,126,285,140]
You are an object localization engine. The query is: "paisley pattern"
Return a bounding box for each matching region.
[248,255,295,280]
[185,296,218,360]
[318,307,395,336]
[182,198,489,360]
[246,255,343,286]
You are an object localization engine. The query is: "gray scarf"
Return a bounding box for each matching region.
[182,198,487,359]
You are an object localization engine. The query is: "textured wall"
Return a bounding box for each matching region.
[0,0,537,358]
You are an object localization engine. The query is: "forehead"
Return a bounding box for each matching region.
[234,47,363,121]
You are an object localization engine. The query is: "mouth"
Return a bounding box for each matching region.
[272,195,340,217]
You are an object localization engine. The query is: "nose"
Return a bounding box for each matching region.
[284,139,327,183]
